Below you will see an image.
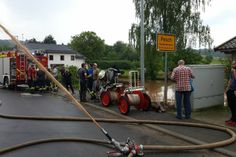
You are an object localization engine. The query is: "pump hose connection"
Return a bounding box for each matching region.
[101,128,143,156]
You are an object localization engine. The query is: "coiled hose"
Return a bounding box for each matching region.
[0,113,235,154]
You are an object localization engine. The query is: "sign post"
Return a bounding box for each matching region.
[156,33,176,105]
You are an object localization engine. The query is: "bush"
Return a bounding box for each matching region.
[68,66,79,89]
[58,65,79,89]
[90,60,139,70]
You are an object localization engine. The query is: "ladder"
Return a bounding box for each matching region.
[19,54,26,80]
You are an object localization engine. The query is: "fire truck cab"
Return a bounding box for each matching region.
[0,50,48,88]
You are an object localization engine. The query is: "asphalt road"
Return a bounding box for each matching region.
[0,89,233,157]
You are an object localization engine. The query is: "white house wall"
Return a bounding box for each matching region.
[48,53,84,68]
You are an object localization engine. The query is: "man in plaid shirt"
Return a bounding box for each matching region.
[171,60,195,119]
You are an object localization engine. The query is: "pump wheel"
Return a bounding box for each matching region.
[100,91,111,107]
[143,93,151,111]
[118,96,130,115]
[3,77,9,88]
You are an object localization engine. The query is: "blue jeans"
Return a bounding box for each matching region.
[226,89,236,122]
[175,91,191,119]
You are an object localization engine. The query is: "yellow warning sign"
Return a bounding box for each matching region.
[0,54,7,58]
[0,51,16,58]
[156,34,176,52]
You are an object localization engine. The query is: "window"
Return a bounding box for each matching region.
[60,55,64,61]
[71,55,75,61]
[49,55,54,61]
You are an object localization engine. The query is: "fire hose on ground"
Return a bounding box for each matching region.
[1,23,236,157]
[0,113,236,156]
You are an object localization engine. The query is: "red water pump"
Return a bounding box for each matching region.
[118,87,151,115]
[98,68,125,107]
[98,69,151,115]
[100,83,124,107]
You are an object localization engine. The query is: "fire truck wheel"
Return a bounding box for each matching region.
[143,93,151,111]
[3,77,9,88]
[118,96,130,115]
[100,91,111,107]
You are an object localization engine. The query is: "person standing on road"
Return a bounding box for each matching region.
[78,63,87,102]
[63,68,75,94]
[225,60,236,127]
[36,68,46,90]
[92,63,100,99]
[60,66,66,86]
[171,60,195,119]
[87,63,94,92]
[27,64,36,88]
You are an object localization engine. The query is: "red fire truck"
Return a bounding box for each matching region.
[0,50,48,88]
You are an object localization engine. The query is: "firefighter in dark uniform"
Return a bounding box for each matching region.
[36,68,46,91]
[78,63,87,102]
[62,68,74,94]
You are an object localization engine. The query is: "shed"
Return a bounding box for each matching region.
[214,36,236,59]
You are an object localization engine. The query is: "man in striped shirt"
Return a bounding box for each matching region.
[171,60,195,119]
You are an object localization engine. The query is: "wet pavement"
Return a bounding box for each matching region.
[0,89,235,157]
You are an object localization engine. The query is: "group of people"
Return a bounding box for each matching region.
[27,64,54,91]
[27,62,100,101]
[59,62,100,102]
[171,59,236,127]
[77,63,100,102]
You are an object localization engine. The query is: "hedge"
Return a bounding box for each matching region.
[89,60,140,70]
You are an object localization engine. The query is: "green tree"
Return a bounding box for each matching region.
[168,48,203,70]
[123,44,139,61]
[130,0,213,79]
[0,45,11,51]
[43,35,57,44]
[145,42,161,79]
[27,38,39,43]
[103,44,118,60]
[113,41,139,61]
[131,0,213,49]
[113,41,127,59]
[69,31,105,61]
[203,55,213,64]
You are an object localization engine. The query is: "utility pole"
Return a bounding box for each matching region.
[164,52,168,104]
[21,34,24,41]
[140,0,145,86]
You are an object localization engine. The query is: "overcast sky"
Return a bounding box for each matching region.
[0,0,236,48]
[0,0,137,45]
[201,0,236,47]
